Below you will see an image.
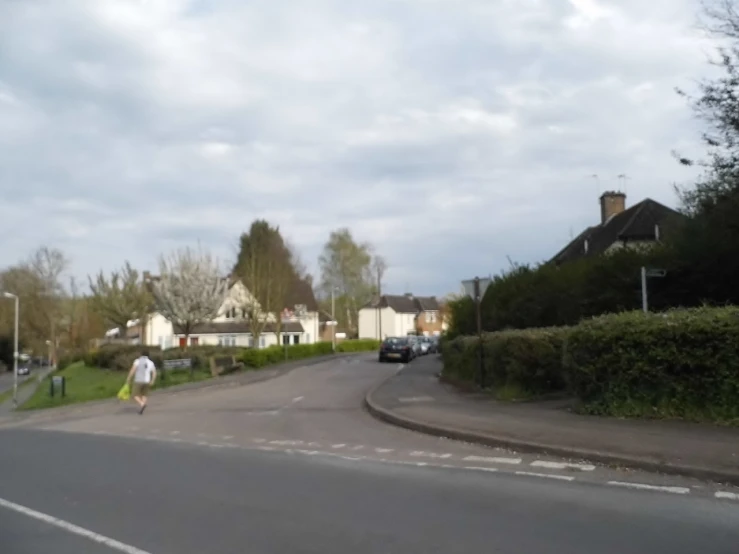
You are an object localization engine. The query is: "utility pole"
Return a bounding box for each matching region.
[373,256,386,341]
[2,292,19,407]
[331,287,336,352]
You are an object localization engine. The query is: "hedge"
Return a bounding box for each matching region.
[442,328,569,399]
[564,307,739,422]
[74,339,381,373]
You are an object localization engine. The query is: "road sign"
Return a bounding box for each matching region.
[462,277,492,300]
[645,269,667,278]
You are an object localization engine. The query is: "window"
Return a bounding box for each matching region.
[248,337,254,347]
[219,335,236,347]
[306,333,310,344]
[425,312,431,322]
[282,334,290,345]
[259,337,265,348]
[293,335,300,345]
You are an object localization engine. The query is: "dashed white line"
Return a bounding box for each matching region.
[607,482,690,494]
[252,438,267,443]
[269,440,304,446]
[530,460,595,472]
[463,455,521,465]
[516,472,575,482]
[410,451,452,459]
[715,491,739,500]
[0,496,152,554]
[349,445,365,451]
[375,448,394,453]
[222,435,234,440]
[292,396,304,403]
[465,466,500,473]
[331,444,346,448]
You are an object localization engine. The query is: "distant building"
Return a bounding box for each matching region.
[550,191,685,265]
[358,293,442,339]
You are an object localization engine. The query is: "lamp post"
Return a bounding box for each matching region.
[461,276,491,389]
[2,292,19,407]
[331,287,336,352]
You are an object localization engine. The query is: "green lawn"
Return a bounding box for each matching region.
[19,362,213,411]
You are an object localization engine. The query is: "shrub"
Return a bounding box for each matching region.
[336,339,380,352]
[564,306,739,422]
[442,328,570,398]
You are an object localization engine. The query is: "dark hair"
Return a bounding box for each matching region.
[140,349,149,357]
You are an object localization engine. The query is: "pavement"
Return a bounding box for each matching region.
[366,355,739,485]
[1,354,738,553]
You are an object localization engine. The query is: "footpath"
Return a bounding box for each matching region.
[365,356,739,485]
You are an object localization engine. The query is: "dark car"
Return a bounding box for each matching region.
[379,337,414,363]
[426,336,439,354]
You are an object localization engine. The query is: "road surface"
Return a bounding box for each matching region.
[1,355,737,554]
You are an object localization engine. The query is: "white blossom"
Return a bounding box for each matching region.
[152,245,228,337]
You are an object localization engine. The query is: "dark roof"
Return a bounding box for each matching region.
[550,198,684,265]
[283,278,319,313]
[174,320,304,335]
[364,294,440,314]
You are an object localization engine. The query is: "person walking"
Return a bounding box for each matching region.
[126,350,157,414]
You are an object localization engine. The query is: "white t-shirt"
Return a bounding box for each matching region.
[133,356,156,384]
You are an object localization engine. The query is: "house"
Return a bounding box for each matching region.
[550,191,685,265]
[108,274,320,350]
[358,293,442,339]
[317,311,347,343]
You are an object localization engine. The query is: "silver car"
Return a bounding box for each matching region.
[407,336,422,357]
[418,337,431,355]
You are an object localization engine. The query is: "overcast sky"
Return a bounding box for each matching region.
[0,0,717,297]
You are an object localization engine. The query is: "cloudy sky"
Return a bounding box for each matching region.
[0,0,718,296]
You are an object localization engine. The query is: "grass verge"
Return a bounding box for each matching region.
[19,362,213,411]
[0,376,37,406]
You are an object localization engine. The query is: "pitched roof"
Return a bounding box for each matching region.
[550,198,684,265]
[364,294,440,314]
[174,320,304,335]
[283,278,319,313]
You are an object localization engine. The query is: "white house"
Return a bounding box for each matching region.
[358,293,442,339]
[111,276,321,350]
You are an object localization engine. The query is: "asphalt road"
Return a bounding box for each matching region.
[1,355,738,554]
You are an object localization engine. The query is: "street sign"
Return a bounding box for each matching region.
[50,375,66,398]
[462,277,492,300]
[645,269,667,278]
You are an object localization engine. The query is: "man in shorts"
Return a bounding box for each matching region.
[127,350,157,414]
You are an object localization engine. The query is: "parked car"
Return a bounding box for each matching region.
[17,365,30,376]
[379,337,414,363]
[418,337,431,355]
[407,335,423,357]
[426,336,439,354]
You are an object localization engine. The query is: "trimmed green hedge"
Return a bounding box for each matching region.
[442,328,569,399]
[75,339,380,373]
[564,307,739,422]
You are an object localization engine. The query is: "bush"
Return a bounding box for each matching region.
[336,339,380,352]
[564,306,739,422]
[442,328,569,398]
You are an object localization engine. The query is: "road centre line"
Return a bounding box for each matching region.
[0,496,152,554]
[515,472,575,482]
[530,460,595,471]
[463,455,521,465]
[607,481,690,494]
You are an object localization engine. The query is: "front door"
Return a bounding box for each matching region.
[179,337,187,348]
[190,337,199,346]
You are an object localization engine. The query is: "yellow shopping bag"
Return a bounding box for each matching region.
[117,383,131,401]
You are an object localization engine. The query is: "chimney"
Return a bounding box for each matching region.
[599,191,626,224]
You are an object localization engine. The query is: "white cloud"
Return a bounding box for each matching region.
[0,0,718,296]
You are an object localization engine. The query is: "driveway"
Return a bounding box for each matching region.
[1,355,737,553]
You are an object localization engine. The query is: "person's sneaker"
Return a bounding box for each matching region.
[139,404,147,415]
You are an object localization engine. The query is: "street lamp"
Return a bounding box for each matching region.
[461,276,491,389]
[2,292,19,407]
[331,287,337,352]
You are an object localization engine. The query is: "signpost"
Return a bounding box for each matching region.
[50,375,65,398]
[461,276,492,388]
[641,267,667,313]
[162,358,193,381]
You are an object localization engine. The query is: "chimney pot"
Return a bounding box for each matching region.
[599,191,626,224]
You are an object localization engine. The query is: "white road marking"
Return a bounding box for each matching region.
[398,396,435,403]
[607,482,690,494]
[292,396,304,403]
[410,451,452,459]
[0,496,152,554]
[257,446,277,451]
[396,364,404,372]
[222,435,234,440]
[715,491,739,500]
[465,466,500,473]
[269,440,304,446]
[341,456,362,461]
[196,441,210,446]
[169,431,180,436]
[349,445,365,451]
[516,471,575,482]
[331,444,346,448]
[463,455,521,465]
[375,448,394,453]
[252,438,267,443]
[530,460,595,471]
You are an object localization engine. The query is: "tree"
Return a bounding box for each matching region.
[318,228,376,335]
[89,262,153,341]
[152,245,228,346]
[234,220,298,347]
[370,254,387,338]
[27,246,68,364]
